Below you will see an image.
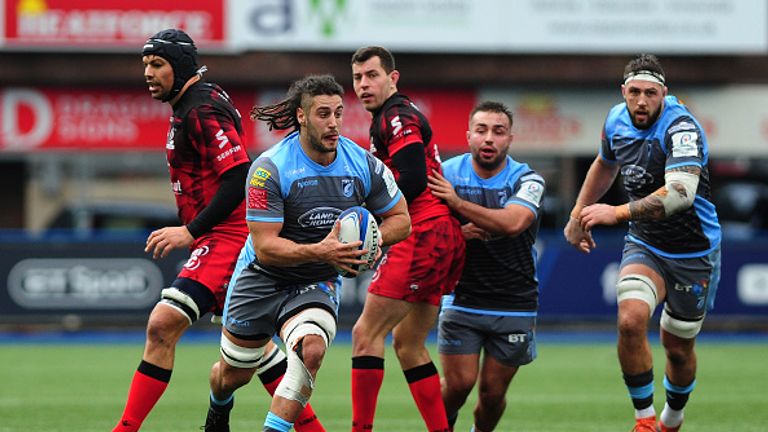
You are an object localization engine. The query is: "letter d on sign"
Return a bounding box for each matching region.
[1,88,53,150]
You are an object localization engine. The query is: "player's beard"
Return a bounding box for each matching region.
[473,150,506,171]
[630,105,662,129]
[304,120,336,153]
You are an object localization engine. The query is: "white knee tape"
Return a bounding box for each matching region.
[281,309,337,351]
[160,287,200,325]
[661,309,703,339]
[616,275,658,317]
[274,309,337,406]
[219,334,265,369]
[275,346,314,407]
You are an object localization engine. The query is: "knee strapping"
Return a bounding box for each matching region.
[255,345,287,375]
[661,309,703,339]
[617,275,658,317]
[160,287,200,325]
[275,309,337,406]
[219,334,266,369]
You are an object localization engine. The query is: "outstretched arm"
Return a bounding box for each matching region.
[563,155,620,253]
[579,165,700,229]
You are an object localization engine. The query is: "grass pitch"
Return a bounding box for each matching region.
[0,333,766,431]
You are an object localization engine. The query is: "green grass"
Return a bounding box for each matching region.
[0,339,766,431]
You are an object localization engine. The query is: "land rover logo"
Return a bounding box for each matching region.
[7,258,163,309]
[298,207,341,228]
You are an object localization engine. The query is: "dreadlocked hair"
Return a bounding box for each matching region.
[251,74,345,132]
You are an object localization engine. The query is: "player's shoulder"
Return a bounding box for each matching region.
[442,153,471,172]
[440,153,472,184]
[604,101,629,130]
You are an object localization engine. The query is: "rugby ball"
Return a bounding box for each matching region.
[336,206,380,277]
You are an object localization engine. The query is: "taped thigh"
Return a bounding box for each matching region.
[616,274,658,317]
[660,309,703,339]
[160,287,201,325]
[219,333,266,369]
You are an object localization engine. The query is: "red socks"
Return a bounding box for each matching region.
[351,356,385,431]
[404,362,450,432]
[113,361,171,432]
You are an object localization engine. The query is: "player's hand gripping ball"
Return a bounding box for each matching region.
[336,206,380,277]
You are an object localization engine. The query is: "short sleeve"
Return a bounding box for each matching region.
[382,105,425,156]
[507,172,545,216]
[189,105,250,176]
[664,116,704,169]
[245,158,284,222]
[365,154,402,214]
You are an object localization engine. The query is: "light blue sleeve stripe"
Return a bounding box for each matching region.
[372,191,403,215]
[506,200,538,215]
[246,216,284,223]
[664,375,696,394]
[628,382,655,399]
[666,161,702,170]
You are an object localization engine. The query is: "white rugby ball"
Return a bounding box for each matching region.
[336,206,380,277]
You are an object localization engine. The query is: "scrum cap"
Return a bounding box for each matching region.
[142,29,199,101]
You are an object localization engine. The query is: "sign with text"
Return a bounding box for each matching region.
[0,86,476,154]
[3,0,224,49]
[227,0,767,54]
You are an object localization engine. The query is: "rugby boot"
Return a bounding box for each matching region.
[202,405,231,432]
[658,420,681,432]
[631,416,658,432]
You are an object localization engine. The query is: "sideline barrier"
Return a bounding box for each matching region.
[1,231,766,326]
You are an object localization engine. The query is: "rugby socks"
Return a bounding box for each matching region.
[209,391,234,412]
[404,361,450,432]
[257,348,324,432]
[623,369,656,419]
[351,355,385,431]
[263,410,293,432]
[660,375,695,428]
[113,360,172,432]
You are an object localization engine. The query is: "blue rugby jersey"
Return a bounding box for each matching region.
[441,154,545,312]
[601,95,721,258]
[240,131,402,285]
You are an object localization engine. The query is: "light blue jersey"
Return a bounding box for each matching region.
[601,95,720,258]
[239,132,401,285]
[441,154,545,312]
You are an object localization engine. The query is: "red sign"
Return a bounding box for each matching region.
[248,88,476,155]
[0,86,476,154]
[0,87,171,151]
[3,0,224,48]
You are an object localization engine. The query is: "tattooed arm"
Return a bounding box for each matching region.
[579,165,701,230]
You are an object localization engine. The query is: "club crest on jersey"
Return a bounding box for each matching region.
[497,190,508,204]
[342,179,355,197]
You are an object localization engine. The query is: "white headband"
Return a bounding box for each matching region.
[623,70,665,86]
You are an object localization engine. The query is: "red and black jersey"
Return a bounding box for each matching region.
[165,81,250,235]
[369,93,450,224]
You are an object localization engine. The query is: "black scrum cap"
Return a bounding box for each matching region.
[142,29,199,101]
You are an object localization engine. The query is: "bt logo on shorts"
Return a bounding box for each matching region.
[508,333,527,343]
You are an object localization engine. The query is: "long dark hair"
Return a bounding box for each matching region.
[251,74,344,132]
